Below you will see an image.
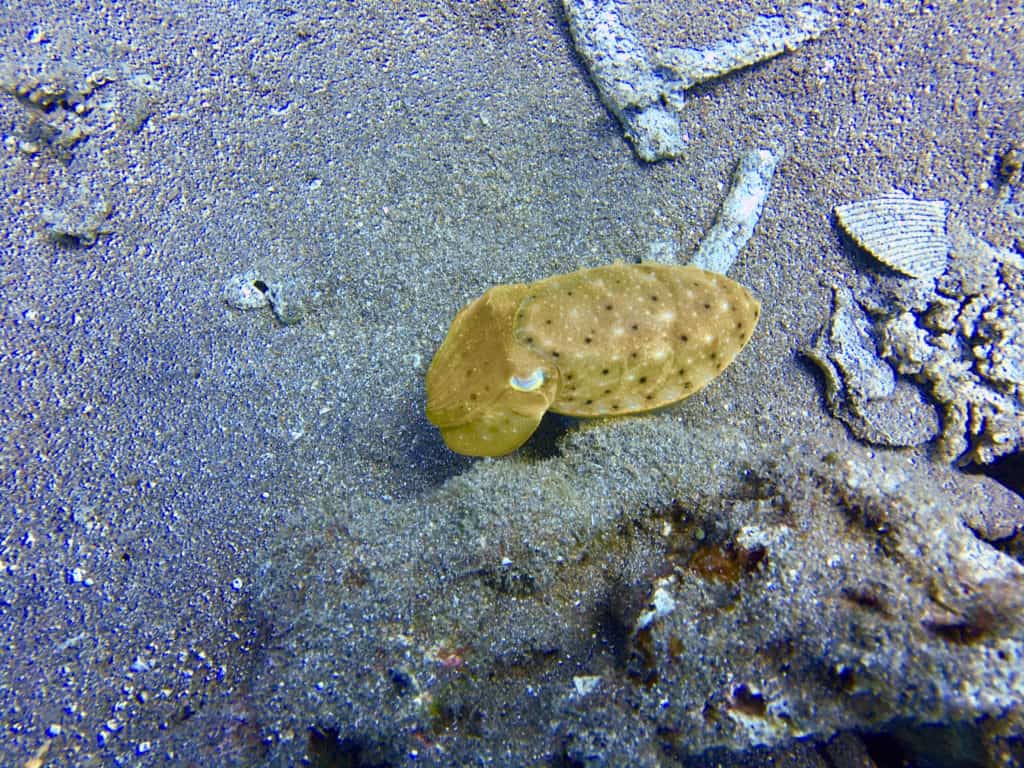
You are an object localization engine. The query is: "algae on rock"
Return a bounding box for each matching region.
[252,426,1024,764]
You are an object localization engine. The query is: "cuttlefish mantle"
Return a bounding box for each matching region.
[426,263,760,457]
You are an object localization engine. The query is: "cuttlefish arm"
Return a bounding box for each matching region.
[425,282,559,457]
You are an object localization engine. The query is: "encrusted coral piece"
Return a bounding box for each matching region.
[804,285,938,447]
[563,0,830,161]
[877,226,1024,464]
[690,149,780,276]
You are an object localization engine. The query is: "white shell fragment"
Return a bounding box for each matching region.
[223,269,270,310]
[834,192,950,279]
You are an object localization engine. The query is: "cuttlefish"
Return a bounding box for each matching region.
[426,262,760,457]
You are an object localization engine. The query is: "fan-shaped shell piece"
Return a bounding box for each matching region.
[426,263,760,457]
[835,193,949,279]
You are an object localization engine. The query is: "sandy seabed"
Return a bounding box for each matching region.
[1,1,1022,765]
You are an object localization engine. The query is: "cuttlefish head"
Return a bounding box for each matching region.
[426,283,559,457]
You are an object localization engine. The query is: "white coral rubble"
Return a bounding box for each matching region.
[877,227,1024,464]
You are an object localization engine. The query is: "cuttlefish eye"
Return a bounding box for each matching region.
[510,369,546,392]
[426,263,760,457]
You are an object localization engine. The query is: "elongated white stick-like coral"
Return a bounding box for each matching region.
[564,0,830,161]
[690,149,780,275]
[655,5,831,91]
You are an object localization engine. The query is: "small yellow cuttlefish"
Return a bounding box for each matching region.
[426,262,760,457]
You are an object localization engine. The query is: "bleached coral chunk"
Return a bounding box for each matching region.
[877,229,1024,464]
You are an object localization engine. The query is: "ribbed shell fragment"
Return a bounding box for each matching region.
[834,193,949,279]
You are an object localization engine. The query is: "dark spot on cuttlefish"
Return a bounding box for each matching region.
[425,262,760,457]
